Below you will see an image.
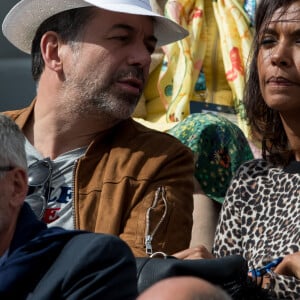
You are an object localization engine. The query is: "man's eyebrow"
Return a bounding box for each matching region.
[110,23,157,44]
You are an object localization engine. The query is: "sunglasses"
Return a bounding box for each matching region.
[26,158,53,220]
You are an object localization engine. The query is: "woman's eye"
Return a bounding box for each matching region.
[259,36,277,49]
[260,37,275,45]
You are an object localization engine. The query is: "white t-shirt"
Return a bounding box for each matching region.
[25,139,87,230]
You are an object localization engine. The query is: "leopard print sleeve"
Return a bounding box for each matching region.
[212,169,244,258]
[270,272,300,299]
[213,159,300,299]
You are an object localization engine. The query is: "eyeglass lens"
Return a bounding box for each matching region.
[28,158,52,187]
[26,194,47,220]
[0,166,14,172]
[26,158,53,220]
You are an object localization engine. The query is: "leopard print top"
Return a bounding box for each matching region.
[213,159,300,299]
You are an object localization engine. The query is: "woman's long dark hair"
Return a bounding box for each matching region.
[244,0,297,166]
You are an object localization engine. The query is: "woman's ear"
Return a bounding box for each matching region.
[40,31,63,72]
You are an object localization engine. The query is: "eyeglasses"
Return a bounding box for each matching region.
[26,158,53,220]
[0,166,14,179]
[28,158,52,187]
[0,166,14,172]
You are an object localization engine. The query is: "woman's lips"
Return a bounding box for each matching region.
[266,76,295,85]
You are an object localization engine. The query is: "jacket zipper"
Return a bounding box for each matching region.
[72,159,79,230]
[144,186,168,255]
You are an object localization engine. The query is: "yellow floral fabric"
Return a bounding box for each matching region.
[138,0,253,136]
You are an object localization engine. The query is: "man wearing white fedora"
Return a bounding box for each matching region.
[1,0,193,257]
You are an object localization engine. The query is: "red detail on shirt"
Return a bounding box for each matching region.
[43,208,60,223]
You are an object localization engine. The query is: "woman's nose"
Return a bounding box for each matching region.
[270,44,292,67]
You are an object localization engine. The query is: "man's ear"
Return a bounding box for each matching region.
[40,31,64,72]
[10,168,28,208]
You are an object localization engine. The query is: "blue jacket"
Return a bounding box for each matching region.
[0,203,85,299]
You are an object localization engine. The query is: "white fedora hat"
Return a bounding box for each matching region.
[2,0,189,54]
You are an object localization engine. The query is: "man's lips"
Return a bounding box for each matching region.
[117,78,144,94]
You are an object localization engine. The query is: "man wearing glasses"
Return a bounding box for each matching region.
[0,113,138,299]
[2,0,194,257]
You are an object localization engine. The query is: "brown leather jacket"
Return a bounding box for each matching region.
[4,102,194,257]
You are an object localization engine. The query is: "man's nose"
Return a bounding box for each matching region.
[127,43,152,68]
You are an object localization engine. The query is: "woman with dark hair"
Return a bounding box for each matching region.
[244,0,297,165]
[212,0,300,299]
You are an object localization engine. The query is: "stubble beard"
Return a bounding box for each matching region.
[61,73,140,122]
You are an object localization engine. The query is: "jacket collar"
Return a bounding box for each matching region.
[9,202,47,255]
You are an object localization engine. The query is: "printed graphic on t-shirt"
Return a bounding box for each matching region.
[25,139,87,230]
[43,186,73,223]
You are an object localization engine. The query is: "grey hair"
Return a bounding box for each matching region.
[0,114,27,177]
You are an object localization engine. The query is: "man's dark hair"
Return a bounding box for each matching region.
[31,7,96,82]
